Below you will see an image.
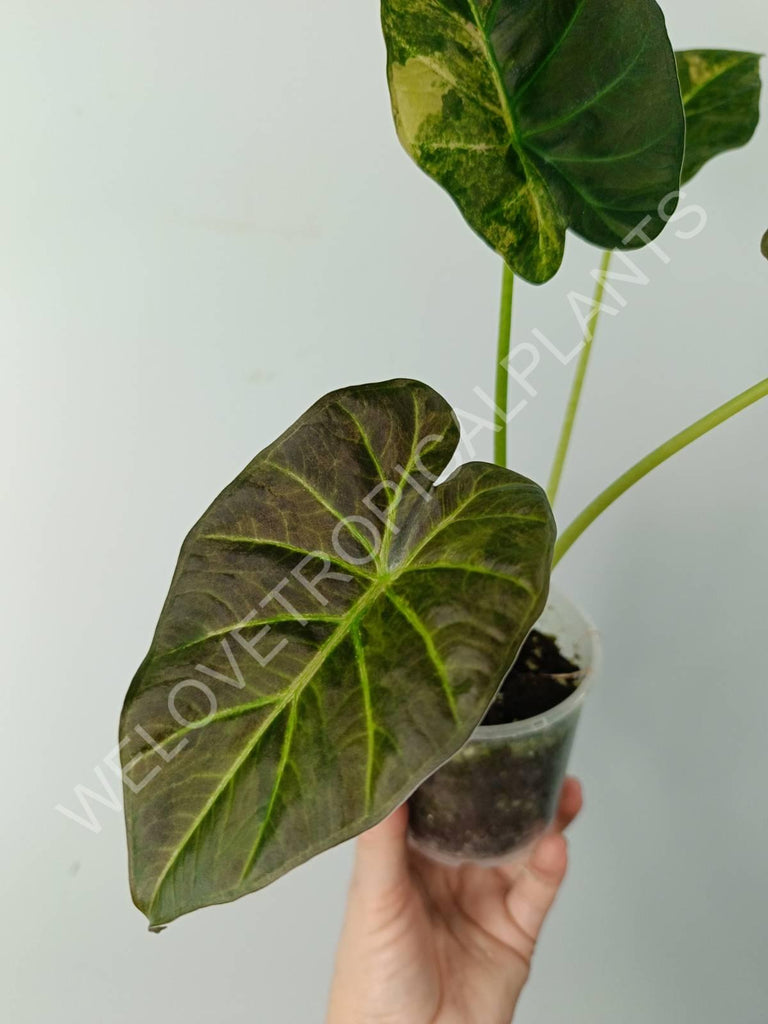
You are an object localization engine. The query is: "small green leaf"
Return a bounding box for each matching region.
[761,228,768,261]
[120,380,555,927]
[676,50,762,183]
[381,0,685,283]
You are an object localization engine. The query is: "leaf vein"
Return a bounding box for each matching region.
[352,622,376,813]
[239,701,298,881]
[265,459,377,561]
[386,591,459,723]
[522,44,647,140]
[512,0,588,105]
[200,533,371,580]
[402,562,535,596]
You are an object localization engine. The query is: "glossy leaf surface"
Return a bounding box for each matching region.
[120,380,555,927]
[676,50,762,183]
[381,0,685,283]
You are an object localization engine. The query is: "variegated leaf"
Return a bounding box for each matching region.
[381,0,685,283]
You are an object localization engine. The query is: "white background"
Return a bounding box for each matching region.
[2,1,767,1021]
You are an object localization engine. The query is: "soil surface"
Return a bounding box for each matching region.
[482,629,580,727]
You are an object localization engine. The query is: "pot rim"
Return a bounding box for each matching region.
[472,585,602,741]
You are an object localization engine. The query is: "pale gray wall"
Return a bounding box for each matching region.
[2,1,767,1021]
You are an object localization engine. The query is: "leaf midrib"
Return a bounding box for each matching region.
[465,0,516,138]
[463,0,561,261]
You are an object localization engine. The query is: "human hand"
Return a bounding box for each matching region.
[326,778,582,1024]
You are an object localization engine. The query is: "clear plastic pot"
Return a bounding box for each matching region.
[408,587,600,866]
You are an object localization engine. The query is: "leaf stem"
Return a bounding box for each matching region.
[553,377,768,566]
[547,249,612,504]
[494,262,515,468]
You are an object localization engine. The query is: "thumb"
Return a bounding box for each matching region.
[352,802,410,899]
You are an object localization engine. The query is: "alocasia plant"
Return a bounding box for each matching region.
[121,1,765,927]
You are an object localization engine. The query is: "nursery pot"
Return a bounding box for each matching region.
[408,588,600,865]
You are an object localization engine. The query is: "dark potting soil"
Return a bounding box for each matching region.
[408,630,583,862]
[482,629,580,727]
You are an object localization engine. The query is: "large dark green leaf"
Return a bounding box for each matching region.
[381,0,685,283]
[120,380,555,927]
[676,50,762,183]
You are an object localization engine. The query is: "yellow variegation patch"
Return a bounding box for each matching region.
[675,49,762,183]
[390,58,453,145]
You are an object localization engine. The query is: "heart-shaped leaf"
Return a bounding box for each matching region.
[120,380,555,927]
[381,0,685,284]
[676,50,762,183]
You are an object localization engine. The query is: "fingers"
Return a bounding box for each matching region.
[502,779,581,950]
[553,776,583,834]
[328,806,414,1023]
[352,803,410,900]
[505,832,569,947]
